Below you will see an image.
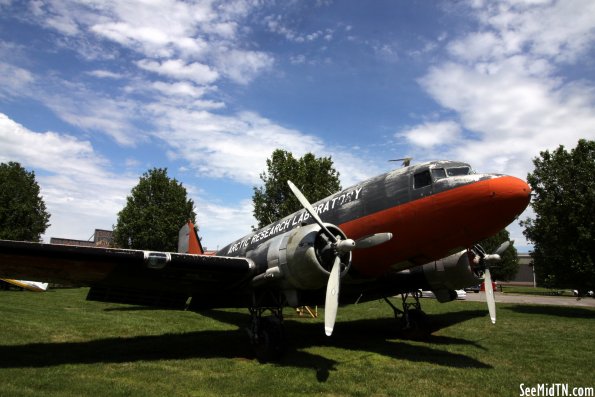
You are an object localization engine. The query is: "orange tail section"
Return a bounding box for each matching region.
[178,220,205,255]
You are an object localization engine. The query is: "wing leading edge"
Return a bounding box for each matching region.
[0,240,256,298]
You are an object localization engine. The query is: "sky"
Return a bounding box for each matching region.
[1,0,594,252]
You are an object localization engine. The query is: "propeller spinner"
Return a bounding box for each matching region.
[287,181,393,336]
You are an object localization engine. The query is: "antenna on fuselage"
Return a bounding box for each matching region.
[389,157,413,167]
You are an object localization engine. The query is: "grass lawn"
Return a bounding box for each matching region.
[500,285,578,297]
[0,288,593,396]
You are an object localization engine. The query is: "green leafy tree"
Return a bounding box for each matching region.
[252,149,341,229]
[113,168,196,251]
[521,139,595,294]
[477,229,519,281]
[0,162,50,241]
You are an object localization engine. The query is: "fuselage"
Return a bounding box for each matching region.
[218,161,531,277]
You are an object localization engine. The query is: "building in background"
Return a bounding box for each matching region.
[50,229,113,247]
[499,253,535,287]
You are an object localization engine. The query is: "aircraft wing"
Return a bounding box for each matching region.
[0,240,256,299]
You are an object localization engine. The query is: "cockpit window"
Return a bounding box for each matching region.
[447,167,470,176]
[414,170,432,189]
[431,168,447,180]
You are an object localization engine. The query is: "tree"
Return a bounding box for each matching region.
[521,139,595,294]
[0,162,50,241]
[252,149,341,229]
[113,168,196,252]
[477,229,519,281]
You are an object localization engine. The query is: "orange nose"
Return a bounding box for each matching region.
[488,176,532,219]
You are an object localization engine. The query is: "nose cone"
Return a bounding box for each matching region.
[488,175,531,220]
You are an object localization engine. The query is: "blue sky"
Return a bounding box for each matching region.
[1,0,594,251]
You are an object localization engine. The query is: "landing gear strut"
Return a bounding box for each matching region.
[248,290,286,362]
[384,291,431,338]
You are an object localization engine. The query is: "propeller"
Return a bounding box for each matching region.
[287,181,393,336]
[484,267,496,324]
[324,256,341,336]
[472,241,511,324]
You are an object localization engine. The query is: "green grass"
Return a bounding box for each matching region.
[0,288,593,396]
[500,285,578,296]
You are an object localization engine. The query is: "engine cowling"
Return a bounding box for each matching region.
[418,250,482,302]
[422,250,481,292]
[248,223,351,290]
[391,250,482,302]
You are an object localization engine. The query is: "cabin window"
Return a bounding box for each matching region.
[447,167,470,176]
[414,170,432,189]
[431,168,447,180]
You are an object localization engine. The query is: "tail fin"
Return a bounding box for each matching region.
[178,220,204,255]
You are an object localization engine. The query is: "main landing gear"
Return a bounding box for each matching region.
[247,291,286,362]
[384,291,431,338]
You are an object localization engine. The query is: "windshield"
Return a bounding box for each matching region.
[415,164,472,189]
[447,167,470,176]
[431,168,447,180]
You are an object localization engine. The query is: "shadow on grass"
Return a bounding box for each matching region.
[503,304,595,319]
[0,308,491,377]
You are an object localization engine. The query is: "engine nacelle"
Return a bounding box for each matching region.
[421,250,482,302]
[248,223,351,290]
[421,250,481,292]
[393,250,482,302]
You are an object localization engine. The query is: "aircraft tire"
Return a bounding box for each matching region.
[401,309,431,340]
[254,316,286,363]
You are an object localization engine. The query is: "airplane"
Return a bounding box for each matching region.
[0,160,531,361]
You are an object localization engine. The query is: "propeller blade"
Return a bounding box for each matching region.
[287,180,337,243]
[355,233,393,249]
[324,256,341,336]
[495,240,511,256]
[484,268,496,324]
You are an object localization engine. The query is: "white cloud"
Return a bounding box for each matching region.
[86,69,124,79]
[403,0,595,178]
[398,121,462,149]
[265,14,335,44]
[447,31,503,62]
[0,112,264,247]
[401,0,595,250]
[149,107,325,184]
[44,87,145,147]
[145,102,378,188]
[137,59,219,84]
[0,113,136,241]
[473,0,595,63]
[149,81,208,98]
[214,49,274,85]
[0,62,35,98]
[195,198,256,250]
[30,0,270,86]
